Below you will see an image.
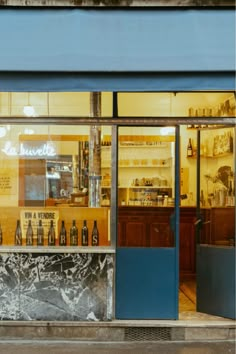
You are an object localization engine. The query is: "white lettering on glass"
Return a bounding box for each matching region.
[2,141,56,157]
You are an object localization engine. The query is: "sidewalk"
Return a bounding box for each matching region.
[0,339,235,354]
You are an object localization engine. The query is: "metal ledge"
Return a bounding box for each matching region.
[0,246,115,253]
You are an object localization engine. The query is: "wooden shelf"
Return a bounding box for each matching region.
[187,152,233,159]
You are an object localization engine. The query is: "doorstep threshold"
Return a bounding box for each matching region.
[0,319,235,328]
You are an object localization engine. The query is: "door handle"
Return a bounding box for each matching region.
[194,218,211,227]
[194,218,202,226]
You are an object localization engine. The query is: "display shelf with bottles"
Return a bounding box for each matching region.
[0,206,111,248]
[186,126,234,159]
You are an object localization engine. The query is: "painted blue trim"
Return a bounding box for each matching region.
[116,248,177,319]
[197,245,236,319]
[174,126,180,320]
[0,9,235,72]
[0,72,235,92]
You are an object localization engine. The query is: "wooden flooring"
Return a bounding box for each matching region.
[179,279,196,313]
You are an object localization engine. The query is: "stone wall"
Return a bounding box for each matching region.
[0,252,113,321]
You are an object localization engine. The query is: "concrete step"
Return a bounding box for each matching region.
[0,320,235,342]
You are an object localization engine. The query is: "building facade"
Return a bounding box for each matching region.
[0,1,235,323]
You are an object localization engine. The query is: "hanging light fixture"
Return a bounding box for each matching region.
[23,92,36,117]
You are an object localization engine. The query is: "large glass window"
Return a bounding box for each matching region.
[0,91,235,250]
[0,124,112,247]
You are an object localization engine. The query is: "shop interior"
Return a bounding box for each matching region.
[0,91,235,319]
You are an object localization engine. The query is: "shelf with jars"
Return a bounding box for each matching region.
[187,94,236,118]
[102,158,172,169]
[115,178,173,206]
[101,136,174,207]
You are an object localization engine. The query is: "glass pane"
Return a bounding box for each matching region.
[118,92,236,118]
[198,125,235,246]
[0,92,113,117]
[0,124,111,247]
[0,91,235,118]
[117,126,175,248]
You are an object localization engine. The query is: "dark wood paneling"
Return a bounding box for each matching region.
[118,206,196,275]
[210,207,235,245]
[150,221,173,247]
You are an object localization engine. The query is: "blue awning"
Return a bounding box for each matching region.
[0,8,235,91]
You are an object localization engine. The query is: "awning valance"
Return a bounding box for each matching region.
[0,8,235,91]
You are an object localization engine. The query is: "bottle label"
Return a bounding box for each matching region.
[37,230,44,246]
[48,230,55,245]
[82,229,88,246]
[92,233,98,246]
[15,233,22,245]
[26,235,33,246]
[60,232,66,245]
[70,229,78,246]
[187,148,193,157]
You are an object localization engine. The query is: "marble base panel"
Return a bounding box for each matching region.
[0,253,113,321]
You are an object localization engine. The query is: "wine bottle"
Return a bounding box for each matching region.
[26,219,34,246]
[37,219,44,246]
[0,223,2,245]
[15,219,22,246]
[48,220,56,246]
[187,138,193,157]
[81,220,88,246]
[59,220,67,246]
[70,220,78,246]
[91,220,99,246]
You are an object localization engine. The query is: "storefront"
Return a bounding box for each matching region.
[0,7,235,321]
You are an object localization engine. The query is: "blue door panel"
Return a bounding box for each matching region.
[116,248,177,319]
[197,245,236,319]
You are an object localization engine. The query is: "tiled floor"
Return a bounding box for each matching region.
[179,280,232,321]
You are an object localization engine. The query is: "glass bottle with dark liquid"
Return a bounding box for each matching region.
[26,219,33,246]
[81,220,88,246]
[70,220,78,246]
[37,219,44,246]
[59,220,67,246]
[48,220,56,246]
[187,138,193,157]
[15,219,22,246]
[91,220,99,246]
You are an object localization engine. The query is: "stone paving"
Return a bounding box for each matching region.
[0,340,235,354]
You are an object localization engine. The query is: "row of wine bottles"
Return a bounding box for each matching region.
[0,219,99,247]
